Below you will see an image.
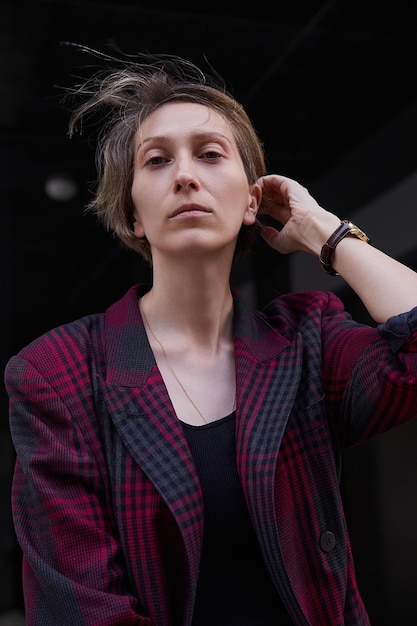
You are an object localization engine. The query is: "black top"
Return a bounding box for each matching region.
[181,413,293,626]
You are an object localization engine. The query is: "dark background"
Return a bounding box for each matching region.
[1,1,417,623]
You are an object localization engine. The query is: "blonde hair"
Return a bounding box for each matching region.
[67,48,267,264]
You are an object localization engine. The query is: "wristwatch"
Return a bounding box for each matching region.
[320,220,370,276]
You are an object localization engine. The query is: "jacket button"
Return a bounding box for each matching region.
[319,531,336,553]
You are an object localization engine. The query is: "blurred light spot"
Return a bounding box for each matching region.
[45,174,78,202]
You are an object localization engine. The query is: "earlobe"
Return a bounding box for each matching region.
[132,214,145,239]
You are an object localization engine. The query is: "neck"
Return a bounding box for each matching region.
[139,275,237,425]
[142,287,234,355]
[144,254,235,351]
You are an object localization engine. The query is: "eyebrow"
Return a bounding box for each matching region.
[136,130,233,153]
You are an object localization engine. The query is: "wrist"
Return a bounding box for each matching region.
[320,220,370,276]
[295,212,340,256]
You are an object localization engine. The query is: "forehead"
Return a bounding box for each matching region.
[137,101,234,140]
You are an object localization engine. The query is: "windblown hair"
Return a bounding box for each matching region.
[65,46,267,264]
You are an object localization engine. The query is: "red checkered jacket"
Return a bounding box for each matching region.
[5,284,417,625]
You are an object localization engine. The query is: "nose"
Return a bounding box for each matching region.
[174,157,200,192]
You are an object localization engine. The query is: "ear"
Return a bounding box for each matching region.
[242,182,262,226]
[132,211,146,238]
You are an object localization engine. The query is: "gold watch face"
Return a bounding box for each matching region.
[342,220,369,243]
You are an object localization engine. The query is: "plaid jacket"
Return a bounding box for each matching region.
[5,284,417,625]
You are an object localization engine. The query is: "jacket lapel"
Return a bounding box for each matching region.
[233,295,306,621]
[101,285,304,618]
[101,285,204,581]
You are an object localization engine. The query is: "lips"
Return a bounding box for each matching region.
[169,204,211,218]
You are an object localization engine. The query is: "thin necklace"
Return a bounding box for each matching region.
[140,298,236,425]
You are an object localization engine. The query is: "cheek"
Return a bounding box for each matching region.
[217,174,248,206]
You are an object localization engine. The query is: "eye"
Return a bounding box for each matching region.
[145,155,167,167]
[201,150,223,161]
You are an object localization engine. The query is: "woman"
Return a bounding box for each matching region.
[5,51,417,625]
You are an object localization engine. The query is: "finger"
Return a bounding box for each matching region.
[258,192,286,215]
[259,225,281,249]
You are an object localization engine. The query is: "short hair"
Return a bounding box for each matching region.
[67,48,267,264]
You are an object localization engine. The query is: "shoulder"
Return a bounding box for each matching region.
[260,290,349,333]
[5,311,104,387]
[5,284,142,384]
[263,290,345,315]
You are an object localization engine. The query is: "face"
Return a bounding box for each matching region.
[131,102,261,260]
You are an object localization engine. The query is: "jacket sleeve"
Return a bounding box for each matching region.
[322,297,417,445]
[5,352,152,626]
[262,290,417,446]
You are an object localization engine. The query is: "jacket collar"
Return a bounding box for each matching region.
[104,284,292,388]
